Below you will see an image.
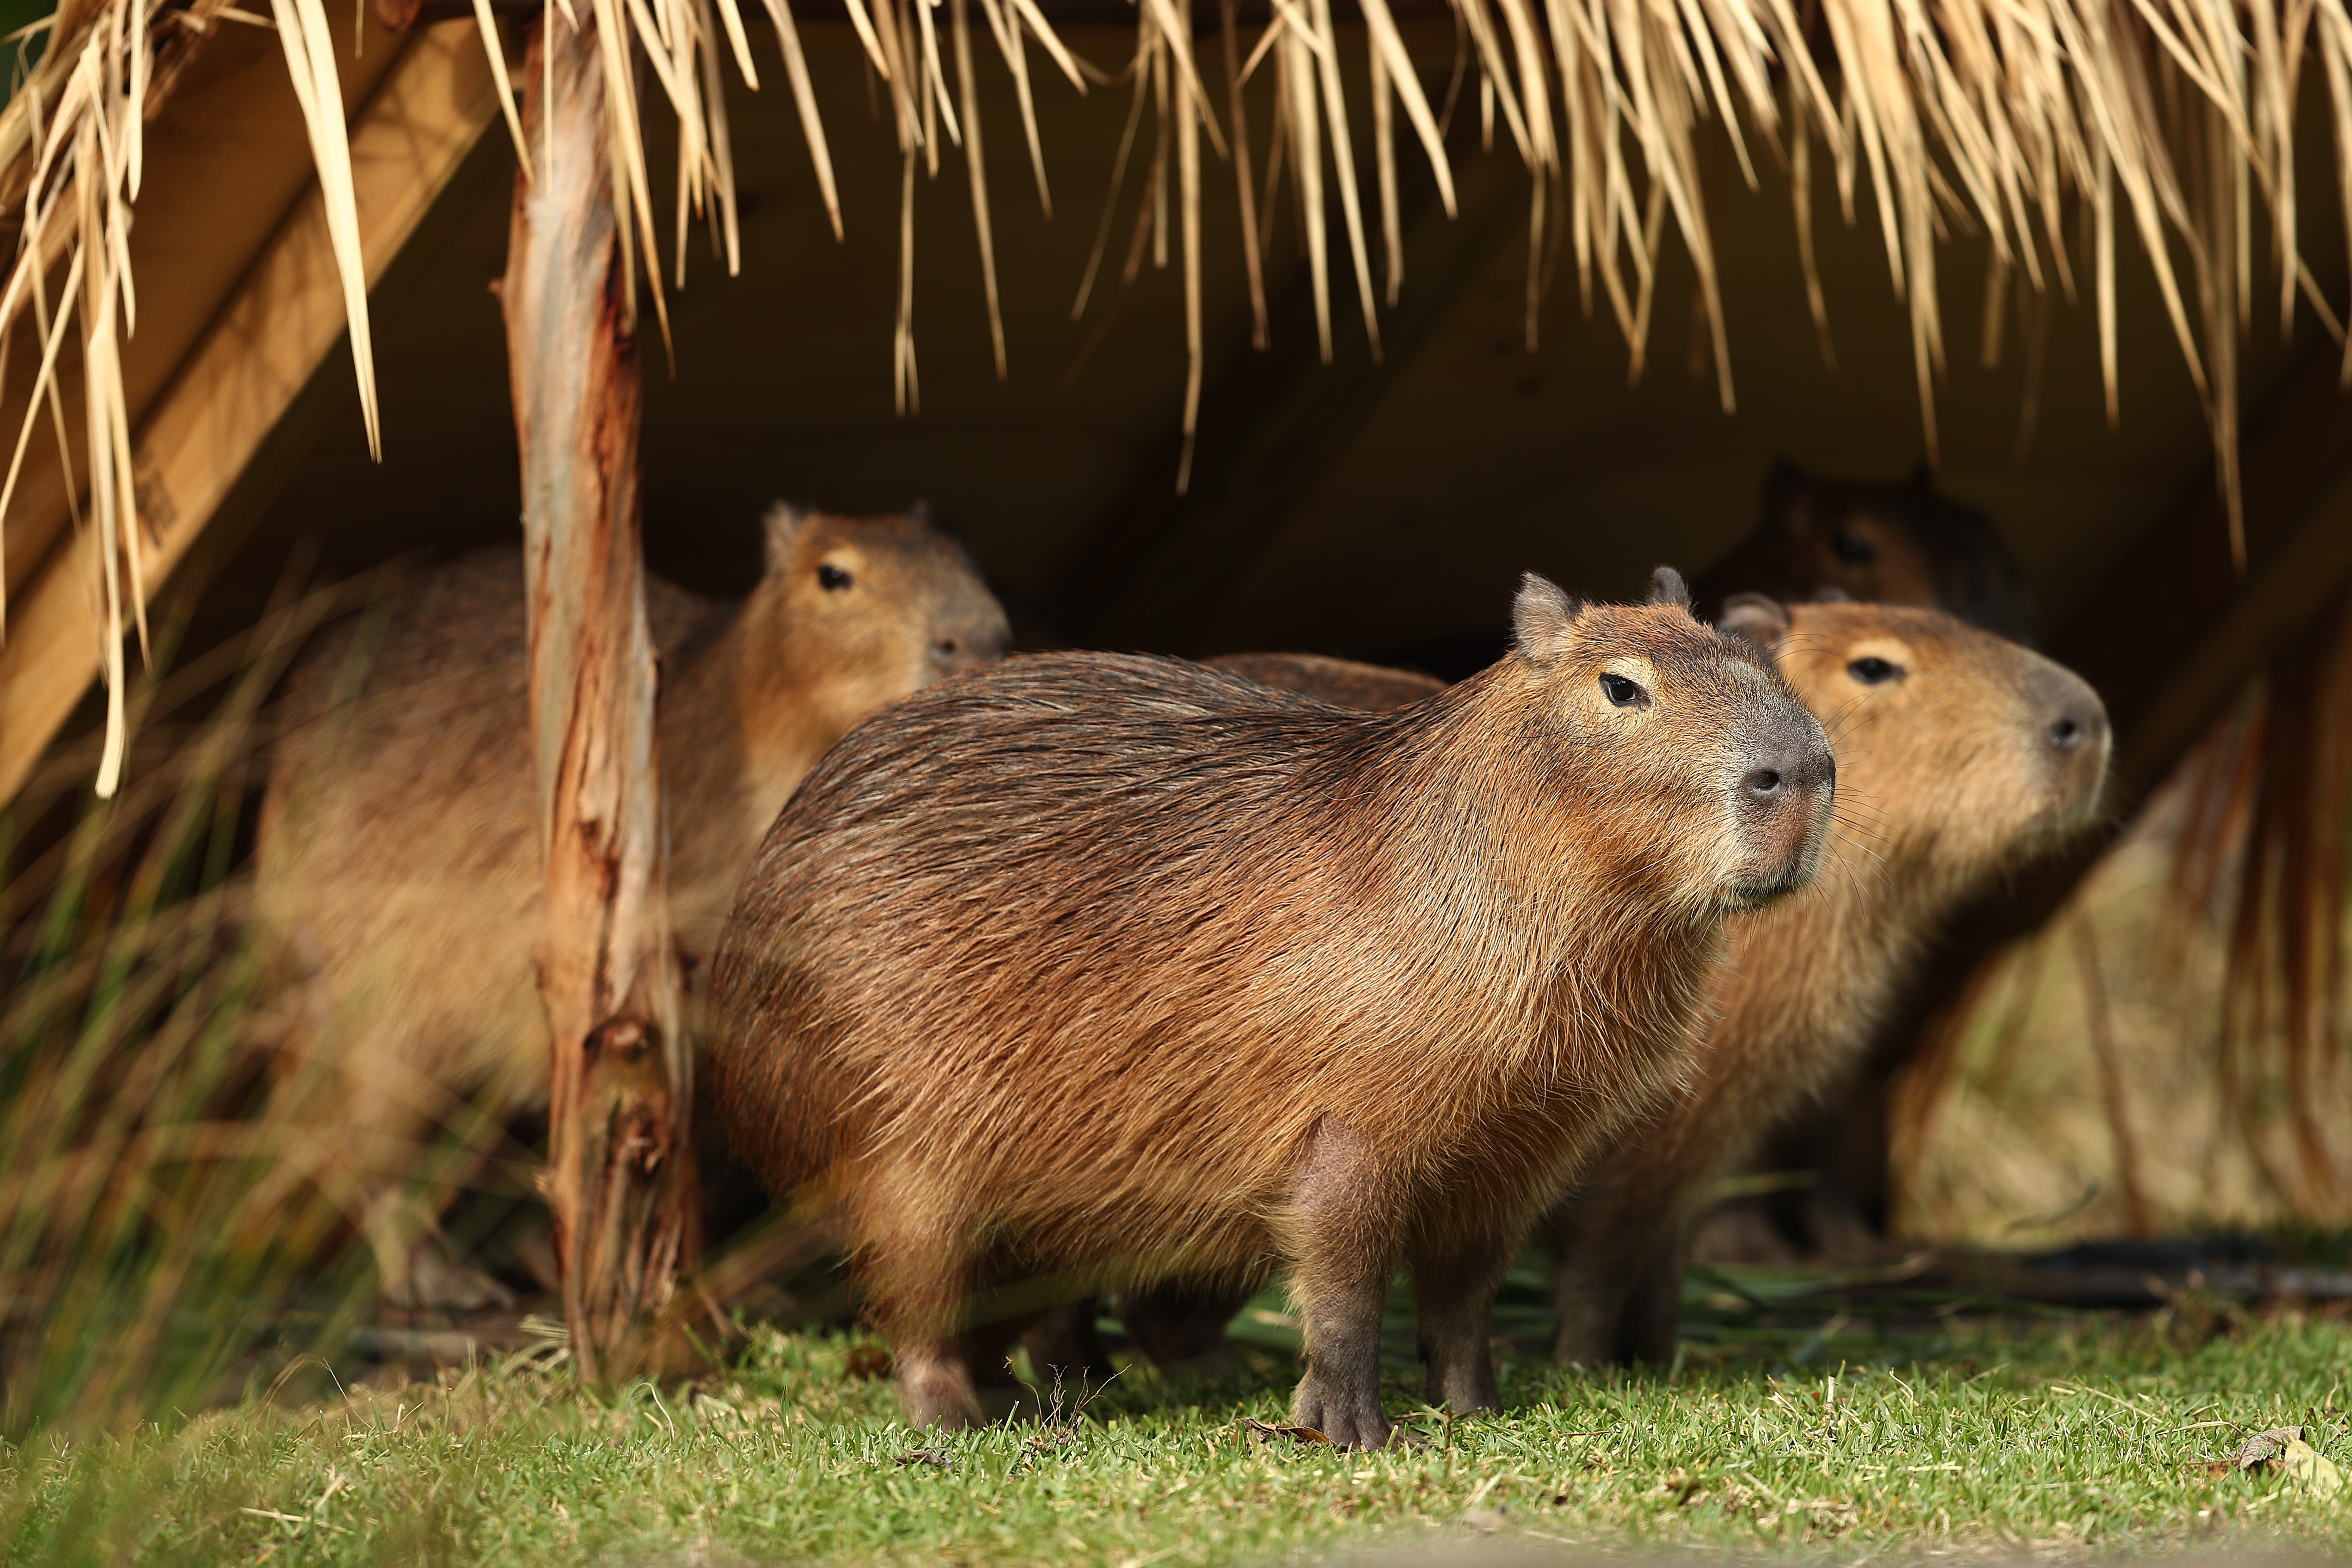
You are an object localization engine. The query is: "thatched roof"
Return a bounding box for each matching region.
[1,0,2349,797]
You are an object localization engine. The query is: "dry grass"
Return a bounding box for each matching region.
[8,0,2352,799]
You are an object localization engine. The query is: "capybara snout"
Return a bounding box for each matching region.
[2018,659,2109,816]
[1721,680,1836,909]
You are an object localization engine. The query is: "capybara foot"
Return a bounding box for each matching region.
[898,1343,987,1430]
[387,1235,516,1311]
[1294,1372,1408,1451]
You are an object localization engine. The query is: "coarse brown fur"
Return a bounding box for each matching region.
[1206,652,1445,713]
[1695,463,2037,643]
[709,571,1835,1448]
[254,505,1008,1310]
[1543,599,2107,1363]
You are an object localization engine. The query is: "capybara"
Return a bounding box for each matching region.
[1547,594,2107,1364]
[255,504,1010,1309]
[1695,462,2036,643]
[710,569,1835,1447]
[1105,598,2104,1369]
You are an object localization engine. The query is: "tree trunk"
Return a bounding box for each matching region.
[501,8,694,1383]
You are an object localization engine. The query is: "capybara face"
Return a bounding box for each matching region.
[1763,598,2108,873]
[760,504,1012,728]
[1511,571,1836,913]
[1755,463,2036,643]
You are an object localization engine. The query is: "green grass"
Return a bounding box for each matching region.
[6,1286,2350,1566]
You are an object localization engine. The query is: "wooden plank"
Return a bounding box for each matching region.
[502,9,692,1382]
[0,21,496,805]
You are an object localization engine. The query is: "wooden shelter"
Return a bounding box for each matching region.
[2,0,2350,1360]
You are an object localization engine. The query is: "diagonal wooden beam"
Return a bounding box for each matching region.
[1050,141,1527,654]
[0,22,496,806]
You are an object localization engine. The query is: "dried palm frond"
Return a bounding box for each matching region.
[2165,585,2352,1216]
[11,0,2352,802]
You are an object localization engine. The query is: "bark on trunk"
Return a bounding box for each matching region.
[502,8,694,1383]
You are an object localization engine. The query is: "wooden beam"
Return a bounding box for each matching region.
[1050,143,1527,654]
[504,9,692,1383]
[0,22,496,805]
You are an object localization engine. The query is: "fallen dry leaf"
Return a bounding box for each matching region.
[845,1344,894,1379]
[893,1446,956,1469]
[2233,1426,2344,1497]
[1242,1418,1329,1446]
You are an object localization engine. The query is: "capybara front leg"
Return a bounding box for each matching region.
[1283,1116,1405,1450]
[1412,1230,1510,1414]
[862,1222,986,1430]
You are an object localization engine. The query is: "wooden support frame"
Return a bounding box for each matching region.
[502,6,694,1382]
[0,23,496,805]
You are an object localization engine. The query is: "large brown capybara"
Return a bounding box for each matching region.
[709,568,1835,1448]
[255,504,1009,1310]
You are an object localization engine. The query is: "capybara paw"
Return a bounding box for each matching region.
[1294,1379,1398,1452]
[392,1240,516,1312]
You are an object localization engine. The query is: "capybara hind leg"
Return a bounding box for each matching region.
[1610,1235,1685,1367]
[1122,1279,1251,1366]
[1283,1116,1406,1450]
[1020,1301,1108,1382]
[1412,1233,1508,1414]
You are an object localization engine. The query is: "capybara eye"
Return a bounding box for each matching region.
[1831,529,1875,565]
[819,564,854,591]
[1848,656,1902,684]
[1598,672,1648,708]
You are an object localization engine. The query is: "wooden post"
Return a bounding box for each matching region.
[501,7,693,1382]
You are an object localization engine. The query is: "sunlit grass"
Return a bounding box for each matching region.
[5,1295,2349,1566]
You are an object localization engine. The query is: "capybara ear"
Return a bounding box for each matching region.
[906,498,933,525]
[1513,573,1584,665]
[1814,585,1853,603]
[1718,592,1792,650]
[1648,565,1694,611]
[763,502,807,573]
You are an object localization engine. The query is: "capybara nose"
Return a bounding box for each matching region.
[2026,665,2111,763]
[2046,700,2106,754]
[934,616,1011,672]
[1727,721,1835,908]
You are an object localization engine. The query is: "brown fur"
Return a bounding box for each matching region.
[1206,652,1444,712]
[1695,463,2037,643]
[709,571,1835,1447]
[1547,598,2106,1364]
[254,505,1009,1309]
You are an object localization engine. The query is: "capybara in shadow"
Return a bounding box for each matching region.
[709,568,1836,1447]
[1695,462,2036,643]
[255,505,1010,1309]
[1547,595,2107,1365]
